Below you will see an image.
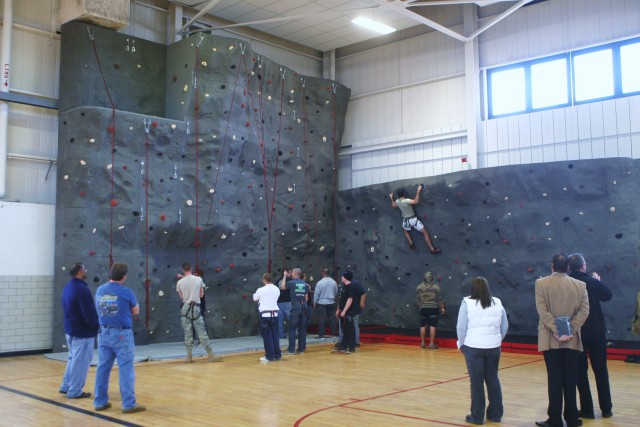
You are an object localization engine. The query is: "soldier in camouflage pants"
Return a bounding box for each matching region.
[176,262,222,363]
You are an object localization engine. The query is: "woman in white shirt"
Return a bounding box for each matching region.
[456,277,509,425]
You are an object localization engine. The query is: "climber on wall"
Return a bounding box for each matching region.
[389,184,441,254]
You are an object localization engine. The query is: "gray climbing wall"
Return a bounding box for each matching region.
[337,158,640,343]
[53,22,350,351]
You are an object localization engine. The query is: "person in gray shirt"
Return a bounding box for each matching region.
[389,184,441,253]
[314,267,338,338]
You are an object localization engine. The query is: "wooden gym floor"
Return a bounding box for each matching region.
[0,342,638,426]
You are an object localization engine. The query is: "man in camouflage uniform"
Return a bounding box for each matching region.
[176,262,222,363]
[416,271,445,349]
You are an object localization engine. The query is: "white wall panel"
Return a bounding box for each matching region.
[479,0,640,68]
[10,0,56,31]
[9,28,60,97]
[336,44,400,97]
[8,104,58,158]
[123,1,169,45]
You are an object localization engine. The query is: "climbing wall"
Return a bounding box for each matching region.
[52,23,350,350]
[337,158,640,343]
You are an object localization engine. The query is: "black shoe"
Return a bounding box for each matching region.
[59,389,67,394]
[578,410,595,419]
[602,411,613,418]
[535,420,551,427]
[68,392,91,399]
[465,415,483,425]
[570,421,583,427]
[315,335,324,339]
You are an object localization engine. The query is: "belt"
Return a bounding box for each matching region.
[100,325,131,330]
[404,215,416,219]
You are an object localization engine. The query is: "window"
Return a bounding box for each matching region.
[620,42,640,94]
[573,49,614,102]
[531,58,568,109]
[486,36,640,118]
[489,67,526,116]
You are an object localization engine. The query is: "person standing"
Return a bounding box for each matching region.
[388,184,441,253]
[456,277,508,425]
[280,267,308,354]
[176,262,222,363]
[253,272,281,362]
[332,271,356,354]
[568,253,613,419]
[276,269,292,340]
[416,271,445,349]
[59,262,99,399]
[352,277,366,347]
[93,263,145,414]
[535,254,589,427]
[314,267,338,338]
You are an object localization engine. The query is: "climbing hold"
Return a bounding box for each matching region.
[492,258,497,263]
[322,136,327,142]
[89,251,96,256]
[110,199,119,207]
[160,214,166,221]
[118,226,125,230]
[610,207,616,212]
[209,189,215,194]
[89,138,95,143]
[106,164,112,170]
[201,61,207,66]
[186,200,193,206]
[183,84,188,92]
[80,160,86,165]
[158,290,164,297]
[63,175,69,180]
[221,234,227,240]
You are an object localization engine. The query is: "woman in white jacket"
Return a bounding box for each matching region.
[457,277,509,425]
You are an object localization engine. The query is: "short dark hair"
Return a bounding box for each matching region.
[568,253,585,272]
[69,262,85,277]
[342,270,353,281]
[321,267,330,276]
[552,254,569,273]
[182,262,192,272]
[396,188,405,198]
[262,272,272,282]
[110,263,128,281]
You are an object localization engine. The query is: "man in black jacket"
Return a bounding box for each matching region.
[568,253,613,419]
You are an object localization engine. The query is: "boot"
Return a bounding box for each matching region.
[186,348,192,363]
[207,348,223,362]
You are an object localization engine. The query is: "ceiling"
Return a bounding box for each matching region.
[170,0,529,52]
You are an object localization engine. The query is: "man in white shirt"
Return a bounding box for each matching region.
[253,273,281,362]
[176,262,222,363]
[314,267,338,338]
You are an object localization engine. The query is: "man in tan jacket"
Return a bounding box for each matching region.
[535,254,589,427]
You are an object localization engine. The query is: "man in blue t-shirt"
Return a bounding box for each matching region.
[93,263,145,414]
[60,262,99,399]
[280,267,308,354]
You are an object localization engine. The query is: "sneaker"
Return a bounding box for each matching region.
[315,335,325,339]
[331,348,341,353]
[68,392,91,399]
[95,403,112,411]
[260,356,272,363]
[343,350,351,355]
[284,351,296,355]
[429,343,439,349]
[122,405,146,414]
[59,389,67,394]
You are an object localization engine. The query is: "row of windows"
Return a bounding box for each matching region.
[488,37,640,118]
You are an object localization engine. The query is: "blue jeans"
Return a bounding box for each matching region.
[259,316,282,361]
[354,314,360,344]
[94,328,138,410]
[462,345,503,423]
[60,334,95,397]
[277,302,291,339]
[287,304,308,353]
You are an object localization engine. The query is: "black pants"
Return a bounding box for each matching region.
[543,349,580,427]
[316,303,337,336]
[340,315,356,352]
[578,335,612,415]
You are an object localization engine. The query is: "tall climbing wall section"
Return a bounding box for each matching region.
[337,158,640,343]
[52,22,350,351]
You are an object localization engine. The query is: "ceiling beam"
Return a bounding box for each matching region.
[467,0,533,39]
[177,0,223,34]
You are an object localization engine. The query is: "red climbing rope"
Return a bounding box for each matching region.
[194,45,201,270]
[144,125,150,332]
[88,29,117,268]
[331,86,339,277]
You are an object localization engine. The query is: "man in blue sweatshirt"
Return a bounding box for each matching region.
[59,262,99,399]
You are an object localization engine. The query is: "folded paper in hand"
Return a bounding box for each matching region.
[555,316,571,337]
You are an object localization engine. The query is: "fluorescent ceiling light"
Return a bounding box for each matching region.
[351,17,396,35]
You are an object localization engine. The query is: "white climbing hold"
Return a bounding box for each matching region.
[80,160,86,165]
[209,189,215,194]
[610,207,616,212]
[288,186,293,192]
[118,225,125,230]
[186,200,193,206]
[137,64,141,69]
[563,187,567,191]
[322,136,327,142]
[89,138,95,143]
[319,245,325,252]
[201,61,207,67]
[64,175,69,180]
[205,93,209,97]
[492,258,497,264]
[180,177,184,181]
[171,124,176,130]
[212,47,217,52]
[158,290,164,296]
[92,228,96,233]
[293,247,297,251]
[183,84,188,92]
[579,211,584,215]
[370,247,375,253]
[106,164,112,170]
[297,118,301,123]
[267,95,272,101]
[228,45,234,50]
[542,193,547,197]
[290,89,295,94]
[129,126,134,130]
[504,196,509,200]
[221,234,227,239]
[296,165,302,170]
[545,222,550,226]
[61,266,66,271]
[613,180,617,184]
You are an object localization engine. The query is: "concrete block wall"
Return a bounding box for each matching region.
[0,275,54,353]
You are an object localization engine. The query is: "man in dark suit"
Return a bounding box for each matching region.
[535,254,589,427]
[568,253,613,419]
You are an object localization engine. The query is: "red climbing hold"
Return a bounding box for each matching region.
[160,214,166,221]
[196,226,203,231]
[122,165,128,170]
[89,251,96,256]
[267,79,272,84]
[241,103,245,109]
[110,199,118,207]
[229,263,235,269]
[215,266,222,273]
[107,125,115,134]
[242,293,247,299]
[527,267,534,272]
[220,200,225,205]
[245,121,250,127]
[288,204,294,209]
[502,239,510,245]
[79,191,86,197]
[436,274,442,282]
